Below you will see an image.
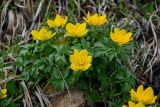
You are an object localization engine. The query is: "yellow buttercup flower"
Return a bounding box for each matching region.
[66,23,88,37]
[83,12,107,26]
[122,101,144,107]
[47,14,68,28]
[0,89,7,99]
[110,28,132,45]
[130,85,157,104]
[70,49,92,71]
[31,27,56,41]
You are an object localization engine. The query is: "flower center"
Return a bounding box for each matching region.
[78,59,85,67]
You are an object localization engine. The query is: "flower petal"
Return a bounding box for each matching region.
[47,19,55,28]
[137,85,144,95]
[130,89,138,101]
[63,16,68,26]
[128,101,135,107]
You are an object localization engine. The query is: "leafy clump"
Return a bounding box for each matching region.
[2,13,136,106]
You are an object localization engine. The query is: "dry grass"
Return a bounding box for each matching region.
[0,0,160,106]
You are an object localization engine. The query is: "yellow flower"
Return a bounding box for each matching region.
[0,89,7,99]
[110,28,132,45]
[31,27,56,41]
[122,101,144,107]
[83,12,107,26]
[70,49,92,71]
[47,14,68,28]
[130,85,157,104]
[66,23,88,37]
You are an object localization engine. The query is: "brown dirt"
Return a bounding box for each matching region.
[44,85,86,107]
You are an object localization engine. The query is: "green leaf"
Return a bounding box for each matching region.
[63,68,70,78]
[7,80,17,96]
[51,78,65,91]
[55,53,61,62]
[6,103,19,107]
[89,90,102,102]
[94,41,105,47]
[105,89,121,98]
[121,81,132,93]
[108,99,122,107]
[144,1,154,19]
[115,71,125,80]
[52,67,62,79]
